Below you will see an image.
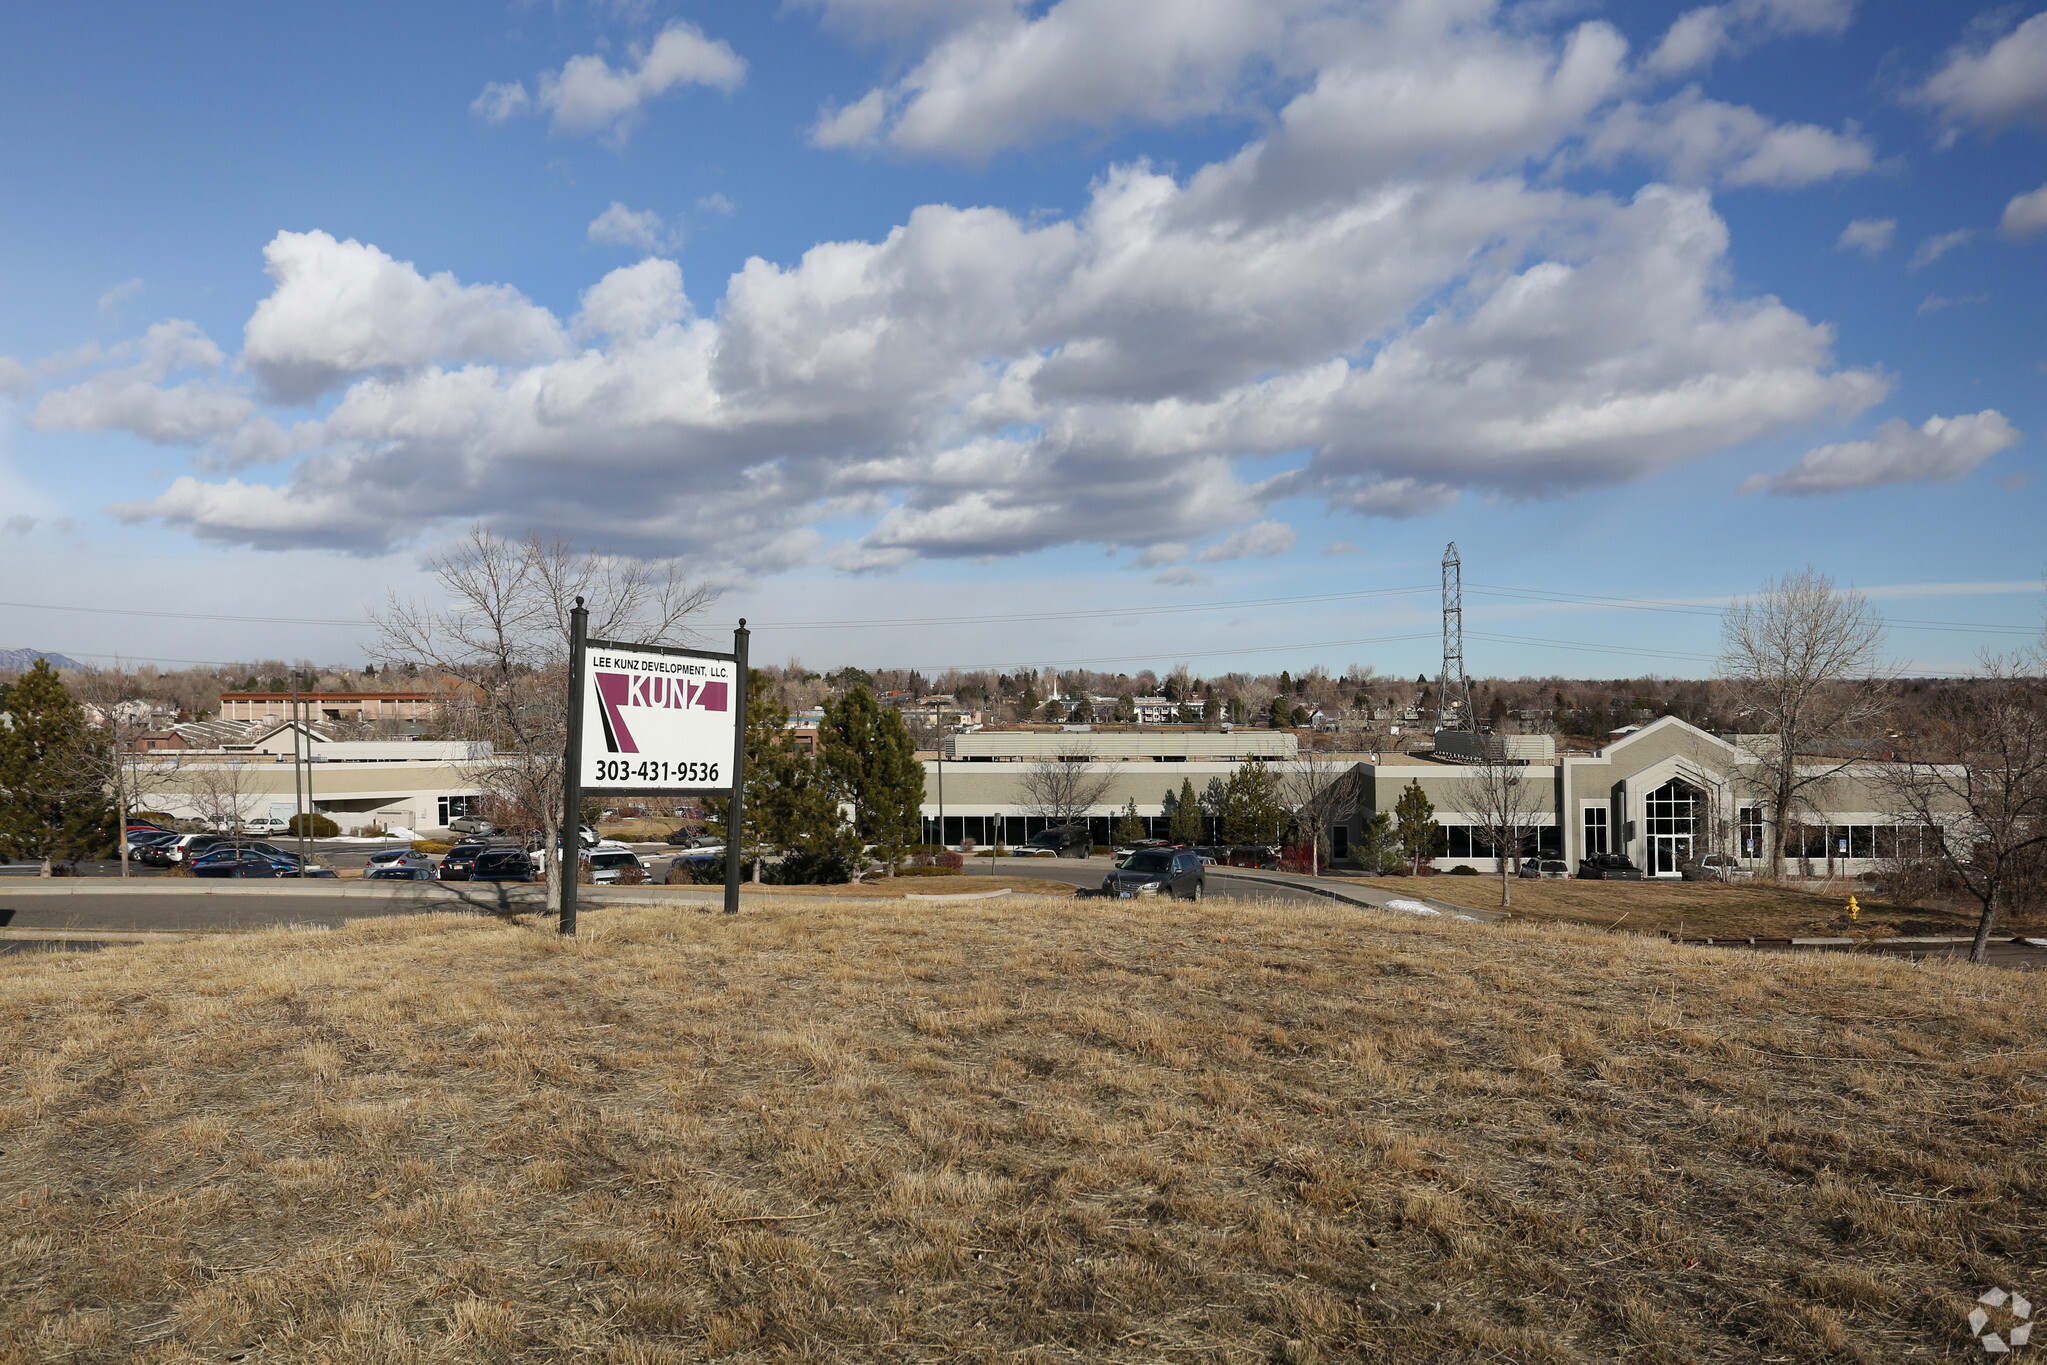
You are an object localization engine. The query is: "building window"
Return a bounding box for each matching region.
[438,796,473,825]
[1446,826,1471,858]
[1739,807,1763,860]
[1583,807,1609,855]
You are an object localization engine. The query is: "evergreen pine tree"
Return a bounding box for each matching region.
[0,660,116,873]
[1168,777,1203,844]
[820,685,924,874]
[1393,778,1444,875]
[1113,799,1145,845]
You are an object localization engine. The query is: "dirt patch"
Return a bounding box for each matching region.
[1,897,2040,1362]
[1345,875,1992,940]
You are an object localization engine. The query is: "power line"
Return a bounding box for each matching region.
[1467,583,2040,635]
[904,632,1441,674]
[0,599,370,628]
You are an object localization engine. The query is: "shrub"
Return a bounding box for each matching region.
[615,863,648,885]
[412,840,454,856]
[935,851,964,871]
[287,812,340,838]
[1448,864,1479,876]
[769,849,854,885]
[892,864,959,877]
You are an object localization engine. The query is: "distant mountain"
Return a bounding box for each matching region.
[0,648,83,672]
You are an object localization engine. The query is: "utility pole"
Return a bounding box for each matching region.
[292,689,307,873]
[1439,543,1474,734]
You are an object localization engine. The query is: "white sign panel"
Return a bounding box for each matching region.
[580,643,736,790]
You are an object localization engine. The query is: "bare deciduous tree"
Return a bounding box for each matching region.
[187,762,259,836]
[1878,657,2047,963]
[70,662,184,878]
[1454,762,1548,907]
[1720,567,1889,877]
[373,527,717,911]
[1016,740,1115,835]
[1277,748,1364,876]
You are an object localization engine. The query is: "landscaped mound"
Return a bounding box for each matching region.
[2,896,2040,1362]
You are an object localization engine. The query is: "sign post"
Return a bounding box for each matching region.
[561,597,590,936]
[561,607,747,935]
[724,620,748,915]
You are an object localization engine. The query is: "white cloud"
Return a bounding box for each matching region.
[1322,540,1359,555]
[1917,12,2047,133]
[576,258,689,342]
[1646,0,1854,75]
[802,0,1015,48]
[587,201,669,252]
[1133,541,1187,567]
[0,356,31,401]
[1585,88,1873,188]
[696,192,736,216]
[97,277,144,325]
[1196,520,1295,562]
[1745,410,2021,495]
[2002,183,2047,239]
[1916,293,1986,315]
[1908,228,1973,270]
[241,230,566,403]
[1835,217,1894,254]
[811,89,888,148]
[470,80,530,124]
[518,22,746,141]
[31,321,251,446]
[83,5,1885,570]
[1152,565,1209,587]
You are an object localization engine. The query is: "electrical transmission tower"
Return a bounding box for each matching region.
[1438,542,1473,732]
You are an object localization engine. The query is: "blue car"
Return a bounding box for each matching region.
[366,865,437,881]
[191,846,336,879]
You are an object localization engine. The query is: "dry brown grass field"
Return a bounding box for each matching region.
[3,894,2042,1363]
[1348,876,2013,940]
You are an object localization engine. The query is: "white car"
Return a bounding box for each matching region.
[583,843,646,884]
[240,816,292,836]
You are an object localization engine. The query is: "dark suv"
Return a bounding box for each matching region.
[470,849,538,882]
[1017,824,1092,858]
[1102,848,1205,899]
[1577,853,1643,880]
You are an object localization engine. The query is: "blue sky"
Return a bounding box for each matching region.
[1,0,2042,681]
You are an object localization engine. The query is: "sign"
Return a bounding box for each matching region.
[578,642,737,791]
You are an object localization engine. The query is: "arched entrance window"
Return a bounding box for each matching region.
[1643,778,1701,876]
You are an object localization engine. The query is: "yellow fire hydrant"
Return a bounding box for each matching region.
[1845,895,1860,921]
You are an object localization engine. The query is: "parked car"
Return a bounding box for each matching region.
[367,847,434,866]
[449,814,497,835]
[1113,837,1172,857]
[149,833,228,866]
[366,865,438,881]
[666,828,719,848]
[1014,825,1092,858]
[192,847,310,878]
[1518,858,1571,879]
[125,830,180,853]
[1577,853,1643,880]
[438,845,487,881]
[1223,845,1279,870]
[469,849,538,883]
[240,816,292,836]
[1681,854,1752,882]
[1102,848,1205,900]
[191,850,283,878]
[584,845,645,884]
